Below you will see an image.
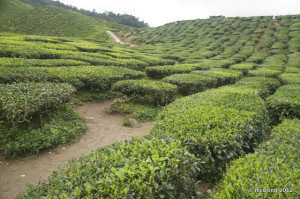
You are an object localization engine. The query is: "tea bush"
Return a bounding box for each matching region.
[162,73,217,95]
[279,73,300,85]
[145,65,195,79]
[149,86,269,181]
[267,84,300,123]
[0,67,48,83]
[0,105,86,158]
[213,119,300,199]
[112,79,177,106]
[233,77,281,99]
[0,82,75,126]
[248,68,282,78]
[192,68,243,86]
[229,62,257,75]
[22,138,199,199]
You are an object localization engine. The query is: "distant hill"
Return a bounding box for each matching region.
[19,0,149,28]
[0,0,114,39]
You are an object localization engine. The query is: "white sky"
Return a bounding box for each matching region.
[58,0,300,27]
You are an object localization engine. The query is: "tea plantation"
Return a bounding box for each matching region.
[0,0,299,197]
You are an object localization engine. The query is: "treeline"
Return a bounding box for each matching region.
[19,0,149,28]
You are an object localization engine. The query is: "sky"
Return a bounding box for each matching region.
[58,0,300,27]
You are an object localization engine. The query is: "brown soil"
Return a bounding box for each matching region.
[0,100,153,199]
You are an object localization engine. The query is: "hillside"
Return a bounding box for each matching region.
[0,0,130,39]
[0,3,299,198]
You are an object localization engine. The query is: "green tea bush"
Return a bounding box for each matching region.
[145,65,195,79]
[149,86,269,181]
[22,138,199,199]
[0,82,75,126]
[112,79,177,106]
[0,57,89,67]
[234,77,281,99]
[0,105,86,158]
[40,66,145,91]
[213,119,300,199]
[0,67,48,83]
[267,84,300,123]
[286,52,300,67]
[229,62,257,75]
[285,66,300,74]
[279,73,300,84]
[248,68,282,78]
[192,68,243,86]
[162,74,217,95]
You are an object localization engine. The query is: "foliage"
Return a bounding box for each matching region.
[108,101,160,122]
[0,82,75,126]
[213,119,300,199]
[0,105,86,158]
[248,68,282,78]
[267,84,300,124]
[112,79,177,106]
[192,68,243,86]
[162,73,217,95]
[22,138,199,199]
[234,77,281,99]
[229,62,257,75]
[279,73,300,85]
[145,65,195,79]
[149,86,269,181]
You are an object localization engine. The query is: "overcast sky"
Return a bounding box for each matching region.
[58,0,300,27]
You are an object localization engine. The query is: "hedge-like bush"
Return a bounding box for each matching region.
[234,77,281,98]
[149,86,269,181]
[0,105,86,158]
[112,79,177,106]
[0,67,48,83]
[229,62,257,75]
[22,138,199,199]
[213,119,300,199]
[279,73,300,85]
[145,65,195,79]
[267,84,300,124]
[248,68,282,78]
[162,74,217,95]
[192,68,243,86]
[0,82,75,126]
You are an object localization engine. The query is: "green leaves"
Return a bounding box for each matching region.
[0,82,75,126]
[112,79,177,106]
[213,119,300,199]
[23,138,199,198]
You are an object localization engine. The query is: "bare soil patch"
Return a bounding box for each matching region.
[0,100,153,199]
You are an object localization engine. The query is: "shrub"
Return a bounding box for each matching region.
[192,68,243,86]
[162,74,217,95]
[0,67,48,83]
[248,68,282,78]
[279,73,300,85]
[0,105,86,158]
[229,62,257,75]
[0,82,75,126]
[213,119,300,199]
[39,66,145,91]
[149,86,269,181]
[112,79,177,106]
[234,77,281,99]
[286,52,300,67]
[145,65,195,79]
[22,138,199,199]
[267,84,300,124]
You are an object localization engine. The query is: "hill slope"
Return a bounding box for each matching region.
[0,0,127,39]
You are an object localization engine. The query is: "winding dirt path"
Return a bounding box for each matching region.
[106,30,136,46]
[0,100,153,199]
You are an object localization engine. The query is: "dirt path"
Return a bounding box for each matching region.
[0,101,153,199]
[106,30,136,46]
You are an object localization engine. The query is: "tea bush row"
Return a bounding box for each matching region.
[0,82,75,126]
[149,86,269,181]
[112,79,177,106]
[213,119,300,199]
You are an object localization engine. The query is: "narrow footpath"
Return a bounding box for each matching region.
[0,100,153,199]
